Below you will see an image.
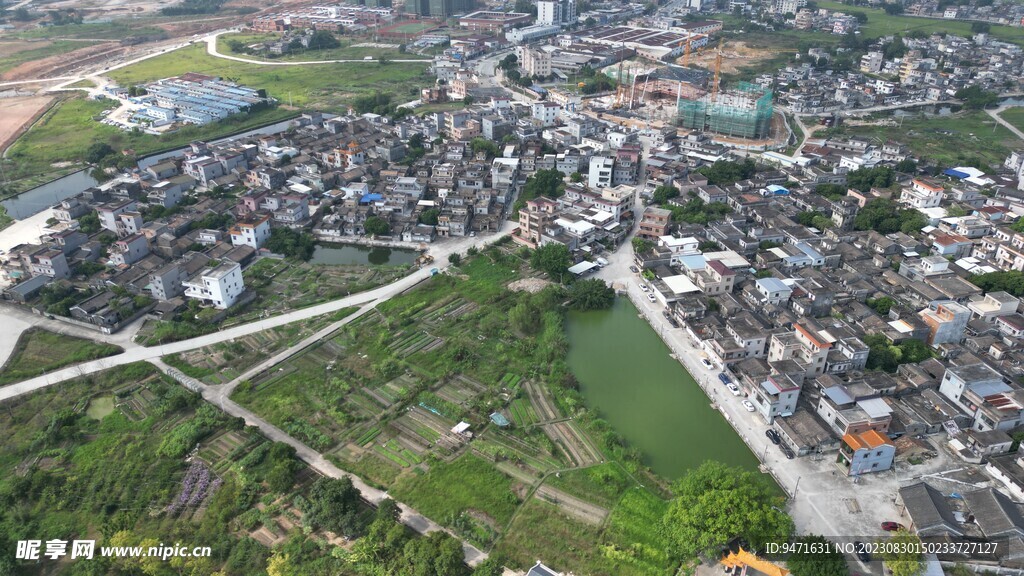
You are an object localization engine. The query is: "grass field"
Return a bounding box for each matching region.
[0,40,97,75]
[0,328,123,386]
[999,106,1024,134]
[388,22,436,34]
[217,33,410,62]
[9,21,168,41]
[837,109,1023,169]
[545,462,635,509]
[2,95,296,192]
[108,44,428,108]
[390,454,520,528]
[601,488,674,575]
[812,0,1024,44]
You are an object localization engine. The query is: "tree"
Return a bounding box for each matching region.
[509,301,542,335]
[699,240,720,251]
[652,184,680,204]
[632,237,653,254]
[85,142,115,164]
[698,159,757,186]
[78,212,101,234]
[866,296,895,315]
[787,535,848,576]
[530,243,571,281]
[970,270,1024,297]
[301,477,365,537]
[419,208,440,226]
[265,228,316,260]
[13,6,31,20]
[469,137,498,158]
[308,30,340,50]
[971,22,990,34]
[883,531,926,576]
[569,172,583,183]
[663,461,793,560]
[847,166,894,192]
[895,158,917,173]
[518,168,566,208]
[364,216,390,236]
[853,199,926,235]
[568,278,615,311]
[448,252,462,266]
[955,85,999,110]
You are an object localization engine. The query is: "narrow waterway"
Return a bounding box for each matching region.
[566,298,761,478]
[310,243,420,266]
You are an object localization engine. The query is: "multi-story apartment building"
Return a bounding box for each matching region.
[183,262,245,309]
[230,213,272,249]
[767,320,832,378]
[919,301,971,346]
[939,363,1024,432]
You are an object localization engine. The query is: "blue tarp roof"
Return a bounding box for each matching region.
[944,168,970,179]
[766,184,789,194]
[489,412,510,427]
[359,193,383,203]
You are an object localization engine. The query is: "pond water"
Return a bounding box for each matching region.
[566,298,760,479]
[310,244,420,267]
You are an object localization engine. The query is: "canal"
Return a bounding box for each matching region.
[566,298,761,478]
[310,243,420,267]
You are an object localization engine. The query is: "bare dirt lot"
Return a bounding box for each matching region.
[0,96,54,153]
[680,41,780,75]
[0,42,127,81]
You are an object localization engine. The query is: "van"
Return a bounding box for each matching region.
[596,257,608,267]
[363,56,374,61]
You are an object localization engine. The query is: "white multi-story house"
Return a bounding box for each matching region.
[230,213,272,249]
[900,179,944,209]
[183,262,245,310]
[588,156,614,188]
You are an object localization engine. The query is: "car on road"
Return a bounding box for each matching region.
[700,358,714,369]
[853,541,871,563]
[780,445,795,459]
[742,400,756,412]
[718,373,732,385]
[881,522,905,532]
[765,429,781,445]
[639,283,649,292]
[647,293,656,303]
[726,383,741,396]
[629,265,639,273]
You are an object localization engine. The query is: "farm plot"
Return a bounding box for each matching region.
[390,406,449,448]
[388,330,444,358]
[497,372,522,389]
[474,429,563,476]
[542,421,603,468]
[374,438,423,468]
[364,374,419,408]
[434,377,484,407]
[508,397,539,427]
[421,297,477,325]
[534,484,610,526]
[524,380,560,422]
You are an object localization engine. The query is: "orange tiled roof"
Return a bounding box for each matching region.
[843,429,893,451]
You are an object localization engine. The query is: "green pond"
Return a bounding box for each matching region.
[566,298,760,478]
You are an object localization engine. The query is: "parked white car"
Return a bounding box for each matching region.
[742,400,756,412]
[647,293,656,303]
[700,358,714,369]
[639,283,649,292]
[727,383,741,396]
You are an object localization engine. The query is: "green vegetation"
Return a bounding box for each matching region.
[1000,107,1024,135]
[969,270,1024,297]
[812,0,1024,45]
[955,86,999,110]
[846,166,894,193]
[853,199,927,234]
[866,296,896,315]
[568,279,616,311]
[883,530,927,576]
[530,242,572,280]
[390,454,520,527]
[669,197,733,225]
[835,110,1022,170]
[663,461,793,560]
[0,328,122,386]
[220,32,408,62]
[0,40,97,74]
[107,43,427,109]
[515,168,565,212]
[699,158,757,186]
[3,95,296,193]
[545,462,635,508]
[265,227,316,261]
[796,211,834,230]
[9,21,167,41]
[365,216,391,236]
[787,535,849,576]
[864,335,935,372]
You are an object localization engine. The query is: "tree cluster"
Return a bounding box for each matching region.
[698,159,756,186]
[846,166,894,193]
[669,198,732,225]
[864,334,934,372]
[853,199,927,235]
[265,227,316,260]
[969,270,1024,297]
[955,85,999,110]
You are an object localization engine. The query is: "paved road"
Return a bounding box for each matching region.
[204,32,432,65]
[988,104,1024,141]
[0,227,508,403]
[0,302,145,368]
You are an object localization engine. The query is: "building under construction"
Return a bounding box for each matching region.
[679,82,774,139]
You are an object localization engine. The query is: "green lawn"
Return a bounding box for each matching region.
[494,499,620,575]
[8,21,168,40]
[0,40,98,75]
[999,106,1024,134]
[839,109,1024,169]
[0,328,123,386]
[813,0,1024,44]
[2,95,296,192]
[107,43,429,108]
[390,454,520,528]
[217,32,412,62]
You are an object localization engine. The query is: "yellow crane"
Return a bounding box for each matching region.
[710,38,723,102]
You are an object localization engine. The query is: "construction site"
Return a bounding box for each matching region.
[598,38,783,146]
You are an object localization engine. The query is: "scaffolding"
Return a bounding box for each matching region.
[678,82,774,139]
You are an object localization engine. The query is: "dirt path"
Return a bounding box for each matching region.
[534,484,609,526]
